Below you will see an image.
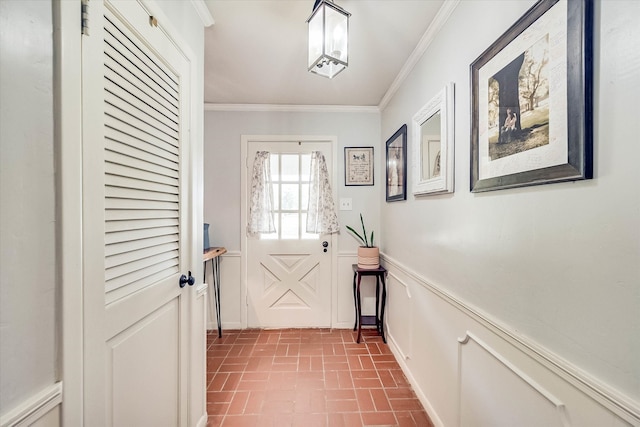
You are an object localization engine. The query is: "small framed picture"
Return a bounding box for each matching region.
[344,147,374,186]
[385,125,407,202]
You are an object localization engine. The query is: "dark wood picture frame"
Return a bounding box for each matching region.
[385,124,407,202]
[470,0,593,192]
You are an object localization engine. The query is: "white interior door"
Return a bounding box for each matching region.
[81,1,193,425]
[246,140,335,328]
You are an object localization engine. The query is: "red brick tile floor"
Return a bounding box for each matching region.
[206,328,434,427]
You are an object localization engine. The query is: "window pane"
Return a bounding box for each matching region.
[281,154,299,181]
[301,183,309,210]
[281,184,299,210]
[281,213,298,239]
[260,232,278,240]
[270,154,279,180]
[272,184,280,210]
[260,213,279,239]
[301,154,311,182]
[301,213,319,240]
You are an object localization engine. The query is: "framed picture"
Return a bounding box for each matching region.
[385,125,407,202]
[412,83,455,196]
[470,0,593,192]
[344,147,374,186]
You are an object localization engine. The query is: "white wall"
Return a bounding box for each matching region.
[380,0,639,424]
[0,0,58,419]
[204,109,380,252]
[203,109,381,328]
[1,0,206,424]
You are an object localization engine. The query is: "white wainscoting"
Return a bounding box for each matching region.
[206,251,242,331]
[0,383,62,427]
[381,254,639,427]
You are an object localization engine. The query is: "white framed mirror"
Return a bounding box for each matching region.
[412,82,455,195]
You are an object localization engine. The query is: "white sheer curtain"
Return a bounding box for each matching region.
[306,151,339,234]
[247,151,276,236]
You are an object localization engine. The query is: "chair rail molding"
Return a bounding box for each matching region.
[0,382,62,427]
[380,252,640,426]
[457,332,570,427]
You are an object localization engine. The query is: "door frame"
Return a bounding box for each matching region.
[55,1,205,425]
[240,135,339,329]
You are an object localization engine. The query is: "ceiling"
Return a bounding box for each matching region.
[203,0,446,107]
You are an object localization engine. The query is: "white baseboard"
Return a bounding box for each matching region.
[387,334,445,427]
[196,413,208,427]
[0,382,62,427]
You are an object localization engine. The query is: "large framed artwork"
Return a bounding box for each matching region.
[470,0,593,192]
[385,125,407,202]
[345,147,374,186]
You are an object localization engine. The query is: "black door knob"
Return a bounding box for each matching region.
[322,241,329,248]
[179,271,195,288]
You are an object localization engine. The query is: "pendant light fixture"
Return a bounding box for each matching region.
[307,0,351,79]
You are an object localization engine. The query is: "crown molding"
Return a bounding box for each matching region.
[204,103,379,114]
[190,0,215,27]
[378,0,460,111]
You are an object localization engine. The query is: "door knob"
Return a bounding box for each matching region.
[179,271,195,288]
[322,241,328,252]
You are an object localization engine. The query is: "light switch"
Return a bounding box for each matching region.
[339,198,352,211]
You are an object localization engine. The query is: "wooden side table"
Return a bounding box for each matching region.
[204,247,227,338]
[352,264,387,344]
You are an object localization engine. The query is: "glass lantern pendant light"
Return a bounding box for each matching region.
[307,0,351,79]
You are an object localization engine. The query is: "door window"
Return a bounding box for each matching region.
[262,153,318,240]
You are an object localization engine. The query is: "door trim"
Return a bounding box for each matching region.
[240,135,339,329]
[55,1,84,425]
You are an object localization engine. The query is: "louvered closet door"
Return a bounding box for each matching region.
[81,1,192,425]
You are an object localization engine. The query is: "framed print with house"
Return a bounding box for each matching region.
[345,147,374,186]
[470,0,593,192]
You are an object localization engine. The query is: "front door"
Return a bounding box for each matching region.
[246,140,335,328]
[81,1,194,425]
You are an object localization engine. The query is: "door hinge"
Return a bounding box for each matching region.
[81,0,89,36]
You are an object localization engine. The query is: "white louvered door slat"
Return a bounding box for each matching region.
[104,89,179,138]
[105,103,178,148]
[105,127,179,163]
[105,150,178,178]
[105,226,179,246]
[105,174,178,194]
[104,233,180,257]
[105,198,178,211]
[105,186,179,203]
[106,242,179,268]
[105,162,178,186]
[104,56,178,122]
[103,41,180,108]
[104,15,179,99]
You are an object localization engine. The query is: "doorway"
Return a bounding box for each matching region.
[242,137,338,328]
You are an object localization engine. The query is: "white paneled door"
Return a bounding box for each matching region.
[246,141,335,328]
[81,1,195,425]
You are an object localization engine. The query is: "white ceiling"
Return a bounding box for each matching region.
[203,0,447,107]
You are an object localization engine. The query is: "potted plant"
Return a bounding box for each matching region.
[346,214,379,269]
